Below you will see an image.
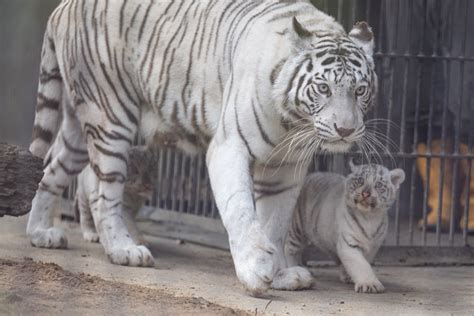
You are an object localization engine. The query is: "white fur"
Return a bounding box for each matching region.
[75,165,150,248]
[286,166,405,293]
[27,0,376,294]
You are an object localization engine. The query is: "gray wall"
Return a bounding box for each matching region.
[0,0,59,147]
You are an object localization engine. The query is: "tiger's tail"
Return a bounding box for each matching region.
[29,22,63,159]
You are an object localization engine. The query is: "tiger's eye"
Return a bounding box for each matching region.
[355,85,367,97]
[317,83,330,95]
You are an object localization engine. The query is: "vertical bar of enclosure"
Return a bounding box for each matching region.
[178,155,188,213]
[464,59,474,245]
[435,0,452,246]
[408,159,418,245]
[160,148,167,209]
[443,2,459,246]
[457,0,471,245]
[194,155,203,215]
[165,149,174,210]
[373,0,386,124]
[398,0,412,154]
[171,152,181,211]
[422,0,437,246]
[349,0,356,27]
[409,0,426,245]
[151,149,159,207]
[384,0,400,151]
[400,0,414,246]
[337,0,343,24]
[365,0,371,24]
[190,156,197,214]
[463,158,472,245]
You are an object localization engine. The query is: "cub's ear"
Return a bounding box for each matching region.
[390,168,406,188]
[290,17,313,48]
[348,158,357,172]
[349,21,374,57]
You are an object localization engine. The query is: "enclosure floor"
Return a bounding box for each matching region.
[1,216,473,315]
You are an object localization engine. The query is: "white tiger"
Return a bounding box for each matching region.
[27,0,377,295]
[284,162,405,293]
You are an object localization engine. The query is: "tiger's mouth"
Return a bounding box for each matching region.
[320,139,354,153]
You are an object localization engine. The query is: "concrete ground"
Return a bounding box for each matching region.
[1,216,473,315]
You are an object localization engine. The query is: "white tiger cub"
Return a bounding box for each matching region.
[284,161,405,293]
[75,147,155,254]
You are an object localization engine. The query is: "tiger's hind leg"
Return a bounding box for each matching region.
[87,124,154,267]
[27,111,89,248]
[75,165,100,243]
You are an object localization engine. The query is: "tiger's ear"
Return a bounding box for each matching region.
[290,17,313,48]
[349,21,374,57]
[390,168,406,188]
[348,158,357,172]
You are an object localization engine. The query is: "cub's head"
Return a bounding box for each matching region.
[345,161,405,213]
[274,18,377,153]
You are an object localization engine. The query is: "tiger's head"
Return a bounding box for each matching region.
[274,18,377,153]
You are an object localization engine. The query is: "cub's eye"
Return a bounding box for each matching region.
[375,182,383,189]
[317,83,330,95]
[354,177,364,186]
[355,85,367,97]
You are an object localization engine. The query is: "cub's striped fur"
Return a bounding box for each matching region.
[27,0,377,294]
[284,162,405,293]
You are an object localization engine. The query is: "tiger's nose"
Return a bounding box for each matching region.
[362,190,371,198]
[334,124,355,138]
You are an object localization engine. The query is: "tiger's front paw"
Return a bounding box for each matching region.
[107,245,155,267]
[233,225,278,296]
[354,279,385,293]
[271,266,314,290]
[28,227,68,249]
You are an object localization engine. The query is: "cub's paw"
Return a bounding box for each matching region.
[28,227,68,249]
[82,231,100,243]
[354,279,385,293]
[271,266,314,290]
[107,245,155,267]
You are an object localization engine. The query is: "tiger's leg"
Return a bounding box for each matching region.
[207,139,277,296]
[253,164,314,291]
[337,237,384,293]
[76,166,100,243]
[87,127,154,267]
[27,111,89,248]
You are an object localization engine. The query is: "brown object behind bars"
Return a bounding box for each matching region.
[0,143,44,217]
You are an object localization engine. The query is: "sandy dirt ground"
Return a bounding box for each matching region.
[0,258,246,315]
[1,216,473,315]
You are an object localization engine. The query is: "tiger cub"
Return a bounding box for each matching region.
[75,147,156,248]
[285,161,405,293]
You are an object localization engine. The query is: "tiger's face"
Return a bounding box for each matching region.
[275,19,377,153]
[345,161,405,213]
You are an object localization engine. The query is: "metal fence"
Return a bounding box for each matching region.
[135,0,474,256]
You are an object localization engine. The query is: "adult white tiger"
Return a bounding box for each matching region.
[27,0,377,295]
